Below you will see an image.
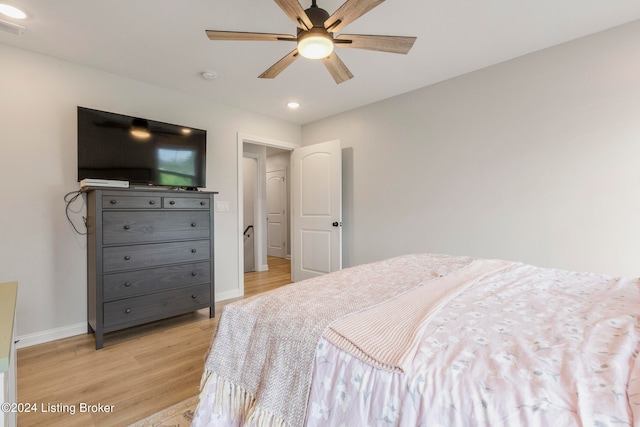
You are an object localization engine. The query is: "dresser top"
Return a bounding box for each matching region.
[0,281,17,373]
[83,187,218,195]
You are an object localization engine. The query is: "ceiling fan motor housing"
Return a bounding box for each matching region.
[296,3,334,59]
[304,4,331,29]
[297,3,333,45]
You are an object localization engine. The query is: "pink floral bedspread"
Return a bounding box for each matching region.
[307,263,640,426]
[193,259,640,426]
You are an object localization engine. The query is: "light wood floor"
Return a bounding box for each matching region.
[16,257,292,427]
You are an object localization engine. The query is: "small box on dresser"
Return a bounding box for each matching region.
[85,188,217,349]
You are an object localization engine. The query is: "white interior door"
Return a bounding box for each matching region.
[291,140,342,282]
[267,169,287,258]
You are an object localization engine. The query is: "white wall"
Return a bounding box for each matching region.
[0,43,300,343]
[303,20,640,277]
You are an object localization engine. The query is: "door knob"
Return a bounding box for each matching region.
[332,221,342,227]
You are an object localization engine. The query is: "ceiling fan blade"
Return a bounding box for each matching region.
[206,30,296,42]
[324,0,385,33]
[259,49,300,79]
[335,34,416,54]
[273,0,313,30]
[321,52,354,84]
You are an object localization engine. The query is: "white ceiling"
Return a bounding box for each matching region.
[1,0,640,124]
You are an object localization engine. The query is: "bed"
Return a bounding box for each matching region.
[192,253,640,426]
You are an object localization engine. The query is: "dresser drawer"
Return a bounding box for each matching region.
[103,284,211,330]
[102,195,161,209]
[103,261,210,301]
[103,240,210,272]
[103,211,210,245]
[163,196,210,209]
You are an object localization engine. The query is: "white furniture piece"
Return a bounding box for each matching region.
[0,281,18,427]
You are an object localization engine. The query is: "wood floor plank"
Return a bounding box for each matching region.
[17,257,291,426]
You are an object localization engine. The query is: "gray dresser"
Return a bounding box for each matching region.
[86,188,216,349]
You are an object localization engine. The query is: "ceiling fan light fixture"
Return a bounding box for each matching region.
[297,30,333,59]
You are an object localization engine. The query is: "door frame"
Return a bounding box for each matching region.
[243,152,261,273]
[237,133,299,296]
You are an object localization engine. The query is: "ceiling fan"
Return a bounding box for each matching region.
[205,0,417,84]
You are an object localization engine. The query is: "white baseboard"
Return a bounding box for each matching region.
[15,322,86,349]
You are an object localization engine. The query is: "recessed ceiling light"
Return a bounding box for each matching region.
[287,102,300,109]
[0,4,27,19]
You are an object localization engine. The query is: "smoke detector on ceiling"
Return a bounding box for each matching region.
[201,71,218,81]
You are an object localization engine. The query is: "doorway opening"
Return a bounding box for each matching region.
[242,146,291,272]
[237,134,299,295]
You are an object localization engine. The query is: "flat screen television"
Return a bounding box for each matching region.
[77,106,207,188]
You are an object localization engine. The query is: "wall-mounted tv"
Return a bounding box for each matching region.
[77,106,207,188]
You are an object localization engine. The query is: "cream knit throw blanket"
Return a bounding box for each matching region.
[202,254,478,427]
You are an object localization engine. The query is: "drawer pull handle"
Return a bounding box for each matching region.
[125,308,131,314]
[110,200,117,205]
[200,201,206,206]
[191,272,198,276]
[123,225,130,230]
[169,200,176,205]
[124,282,131,287]
[191,249,197,253]
[149,200,156,205]
[191,294,198,299]
[124,255,131,261]
[191,222,197,227]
